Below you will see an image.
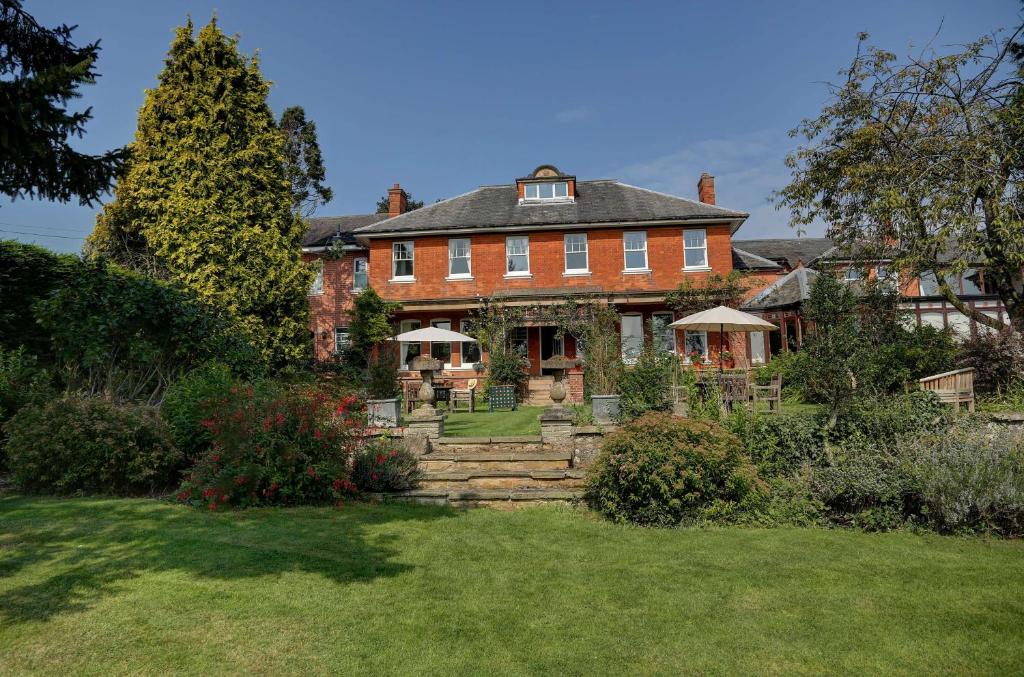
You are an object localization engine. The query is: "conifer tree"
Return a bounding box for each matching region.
[88,18,313,367]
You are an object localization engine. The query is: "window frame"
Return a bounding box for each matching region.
[334,326,350,354]
[620,313,644,365]
[683,330,709,363]
[430,318,453,368]
[309,263,324,296]
[352,257,368,291]
[623,231,649,272]
[523,181,569,201]
[505,235,531,276]
[459,319,481,365]
[447,238,472,279]
[682,228,709,270]
[563,233,589,274]
[391,241,415,281]
[651,311,676,354]
[399,319,421,370]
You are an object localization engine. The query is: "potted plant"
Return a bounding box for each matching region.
[688,348,703,368]
[720,350,735,369]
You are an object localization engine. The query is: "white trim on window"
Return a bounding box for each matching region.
[334,326,350,353]
[505,235,531,276]
[399,319,421,370]
[683,330,709,363]
[391,241,415,281]
[682,228,709,271]
[564,233,589,274]
[309,264,324,296]
[652,311,676,354]
[430,318,454,369]
[447,238,472,280]
[458,318,481,366]
[620,313,644,365]
[522,181,571,202]
[352,257,368,291]
[623,230,649,272]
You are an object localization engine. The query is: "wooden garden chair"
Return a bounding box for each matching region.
[751,374,782,414]
[451,379,477,413]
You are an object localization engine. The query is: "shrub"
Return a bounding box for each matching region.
[5,397,183,495]
[351,439,420,492]
[161,362,236,460]
[727,410,825,477]
[367,351,401,399]
[809,442,920,531]
[176,385,361,510]
[586,412,763,526]
[910,423,1024,536]
[486,349,529,393]
[957,328,1024,395]
[0,346,55,468]
[827,391,950,447]
[618,343,672,421]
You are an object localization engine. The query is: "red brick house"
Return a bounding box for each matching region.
[304,165,752,402]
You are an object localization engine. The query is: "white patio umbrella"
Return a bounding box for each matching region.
[389,327,476,343]
[670,305,777,372]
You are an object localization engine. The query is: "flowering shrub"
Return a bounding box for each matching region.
[176,385,362,510]
[586,412,763,526]
[5,397,182,495]
[351,439,420,492]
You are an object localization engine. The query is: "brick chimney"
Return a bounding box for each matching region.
[697,173,716,205]
[388,183,408,217]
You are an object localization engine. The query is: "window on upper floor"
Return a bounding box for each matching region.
[524,181,569,201]
[875,264,897,288]
[448,238,471,278]
[392,241,414,279]
[623,231,648,271]
[843,266,863,282]
[506,235,530,275]
[309,264,324,295]
[353,257,368,290]
[564,233,589,273]
[683,229,708,269]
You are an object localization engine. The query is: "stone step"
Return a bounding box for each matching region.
[388,487,583,509]
[418,468,585,490]
[419,450,571,472]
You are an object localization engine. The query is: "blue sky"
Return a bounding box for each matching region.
[6,0,1021,252]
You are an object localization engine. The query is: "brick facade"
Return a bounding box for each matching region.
[305,251,366,361]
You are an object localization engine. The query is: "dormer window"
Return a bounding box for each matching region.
[524,181,568,201]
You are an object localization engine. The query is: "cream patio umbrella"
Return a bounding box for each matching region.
[670,305,778,372]
[389,327,476,344]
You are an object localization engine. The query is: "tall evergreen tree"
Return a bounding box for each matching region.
[87,18,313,367]
[278,105,332,216]
[0,0,126,204]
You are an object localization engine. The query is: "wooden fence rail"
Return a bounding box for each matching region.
[919,368,975,412]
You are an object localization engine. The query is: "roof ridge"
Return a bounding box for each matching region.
[732,246,782,268]
[613,181,748,217]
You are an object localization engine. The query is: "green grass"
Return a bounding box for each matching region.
[1,496,1023,675]
[444,405,546,437]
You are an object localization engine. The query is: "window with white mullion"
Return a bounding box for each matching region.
[353,257,368,290]
[505,236,530,275]
[448,238,471,277]
[623,231,648,271]
[683,229,708,269]
[524,181,568,201]
[392,241,414,279]
[564,233,588,272]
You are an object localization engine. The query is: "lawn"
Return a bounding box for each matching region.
[443,405,547,437]
[2,496,1023,675]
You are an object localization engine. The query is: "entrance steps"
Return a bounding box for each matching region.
[394,435,584,508]
[525,376,556,406]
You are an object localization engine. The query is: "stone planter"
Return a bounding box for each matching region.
[591,394,620,425]
[367,398,401,428]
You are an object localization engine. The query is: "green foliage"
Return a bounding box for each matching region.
[665,271,749,317]
[278,105,333,216]
[349,288,401,360]
[581,305,623,396]
[586,412,763,526]
[87,18,313,367]
[485,349,529,391]
[33,259,259,404]
[5,397,183,495]
[0,346,55,469]
[775,31,1023,329]
[367,350,401,399]
[727,410,825,478]
[0,240,80,357]
[911,423,1024,536]
[161,362,237,460]
[351,439,420,492]
[0,1,126,204]
[957,327,1024,395]
[176,385,361,509]
[618,342,672,420]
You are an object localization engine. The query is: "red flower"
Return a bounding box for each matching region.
[201,487,215,498]
[314,429,322,439]
[235,475,248,486]
[211,454,221,463]
[375,454,386,465]
[307,466,315,477]
[333,478,343,491]
[275,412,285,426]
[208,502,217,511]
[370,472,379,482]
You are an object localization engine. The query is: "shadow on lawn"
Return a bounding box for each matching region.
[0,496,456,624]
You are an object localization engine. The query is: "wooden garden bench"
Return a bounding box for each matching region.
[919,368,975,412]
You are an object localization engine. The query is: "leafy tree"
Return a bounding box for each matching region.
[665,271,749,316]
[348,287,401,361]
[0,240,80,357]
[0,1,126,204]
[776,28,1024,330]
[86,18,313,367]
[375,192,424,213]
[278,106,333,216]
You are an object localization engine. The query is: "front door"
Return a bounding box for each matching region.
[540,326,563,361]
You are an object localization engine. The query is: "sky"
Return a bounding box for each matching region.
[6,0,1021,252]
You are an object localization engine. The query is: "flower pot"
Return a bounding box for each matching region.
[591,394,620,425]
[367,398,401,428]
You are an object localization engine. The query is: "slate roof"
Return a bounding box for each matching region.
[303,213,387,248]
[731,238,834,269]
[732,246,783,272]
[742,267,820,310]
[354,180,748,236]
